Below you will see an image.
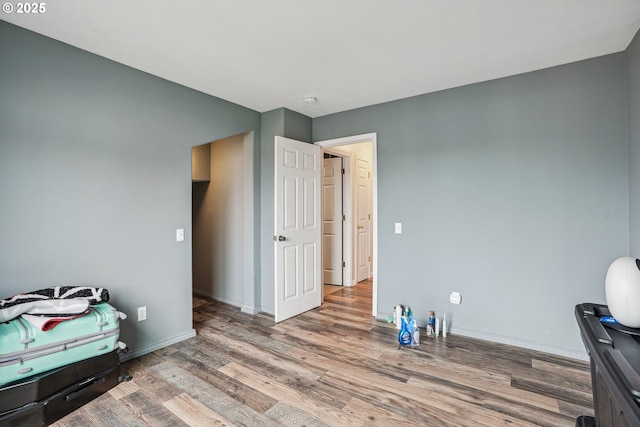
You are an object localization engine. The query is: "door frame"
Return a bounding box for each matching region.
[315,133,378,318]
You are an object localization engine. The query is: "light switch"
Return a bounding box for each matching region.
[176,228,185,242]
[395,223,402,234]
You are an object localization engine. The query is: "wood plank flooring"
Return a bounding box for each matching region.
[52,280,594,426]
[323,284,343,297]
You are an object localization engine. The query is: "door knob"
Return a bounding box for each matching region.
[273,235,286,242]
[357,225,364,229]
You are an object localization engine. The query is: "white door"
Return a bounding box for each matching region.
[274,136,322,323]
[356,157,371,282]
[322,157,343,285]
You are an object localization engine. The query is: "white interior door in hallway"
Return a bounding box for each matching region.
[322,156,343,285]
[356,156,372,282]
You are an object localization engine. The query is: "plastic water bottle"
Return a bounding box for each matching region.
[427,311,435,336]
[411,319,420,347]
[394,305,403,329]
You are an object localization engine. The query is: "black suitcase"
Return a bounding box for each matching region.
[0,350,119,414]
[0,350,130,426]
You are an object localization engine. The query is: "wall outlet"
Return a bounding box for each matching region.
[450,292,461,305]
[138,306,147,321]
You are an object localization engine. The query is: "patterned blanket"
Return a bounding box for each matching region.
[0,286,110,323]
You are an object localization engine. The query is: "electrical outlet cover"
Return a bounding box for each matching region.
[138,306,147,321]
[450,292,461,304]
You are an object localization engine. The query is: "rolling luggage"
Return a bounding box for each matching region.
[0,350,130,427]
[0,302,126,386]
[0,350,120,414]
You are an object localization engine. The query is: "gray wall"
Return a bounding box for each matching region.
[313,54,629,357]
[0,21,261,358]
[628,31,640,255]
[259,108,312,314]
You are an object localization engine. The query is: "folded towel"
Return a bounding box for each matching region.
[22,307,93,331]
[0,299,91,323]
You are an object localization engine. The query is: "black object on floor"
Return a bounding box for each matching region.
[575,415,596,427]
[0,350,130,426]
[575,303,640,427]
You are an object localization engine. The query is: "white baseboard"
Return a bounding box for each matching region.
[120,329,197,361]
[194,289,263,315]
[241,305,260,314]
[193,289,242,307]
[448,326,589,361]
[382,313,589,361]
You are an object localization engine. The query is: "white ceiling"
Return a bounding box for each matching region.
[3,1,640,118]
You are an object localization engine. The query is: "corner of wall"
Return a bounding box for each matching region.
[283,108,312,142]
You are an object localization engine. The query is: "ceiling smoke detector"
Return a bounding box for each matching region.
[303,96,318,104]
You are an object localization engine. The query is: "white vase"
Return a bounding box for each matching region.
[605,256,640,328]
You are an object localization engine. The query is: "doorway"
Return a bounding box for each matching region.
[316,133,378,317]
[191,132,256,314]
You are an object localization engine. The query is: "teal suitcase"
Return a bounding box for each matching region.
[0,302,126,386]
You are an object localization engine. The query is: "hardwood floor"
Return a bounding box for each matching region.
[323,284,343,297]
[52,280,593,426]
